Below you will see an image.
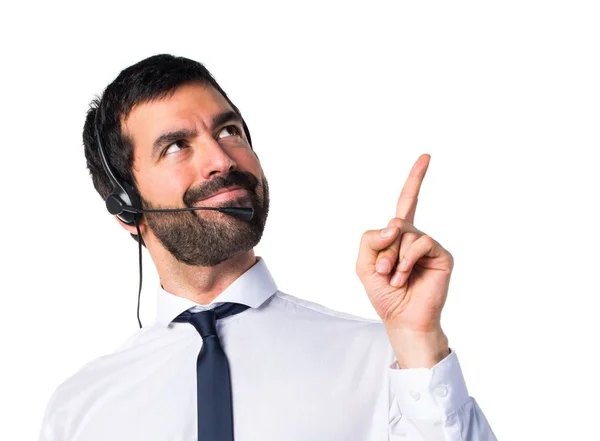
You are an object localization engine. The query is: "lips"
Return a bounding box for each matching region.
[196,186,248,204]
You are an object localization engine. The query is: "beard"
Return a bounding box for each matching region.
[139,170,269,267]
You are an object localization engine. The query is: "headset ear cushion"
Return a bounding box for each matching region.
[120,181,143,225]
[122,181,141,209]
[115,201,136,225]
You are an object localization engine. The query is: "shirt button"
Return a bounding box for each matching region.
[434,386,448,397]
[409,389,421,401]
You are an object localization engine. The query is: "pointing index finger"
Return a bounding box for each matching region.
[395,154,431,224]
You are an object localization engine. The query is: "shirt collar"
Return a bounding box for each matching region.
[155,256,278,327]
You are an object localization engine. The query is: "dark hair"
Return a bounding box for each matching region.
[82,54,253,245]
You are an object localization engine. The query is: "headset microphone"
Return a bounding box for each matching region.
[93,106,254,329]
[106,197,254,222]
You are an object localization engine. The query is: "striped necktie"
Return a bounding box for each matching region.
[173,302,250,440]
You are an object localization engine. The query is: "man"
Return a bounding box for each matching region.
[38,54,497,440]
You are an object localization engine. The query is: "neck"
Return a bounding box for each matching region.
[152,247,258,306]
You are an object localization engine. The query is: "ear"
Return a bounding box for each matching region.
[115,216,146,236]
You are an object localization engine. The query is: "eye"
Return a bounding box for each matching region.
[162,139,188,156]
[218,125,242,140]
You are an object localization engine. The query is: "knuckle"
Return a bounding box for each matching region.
[360,229,374,242]
[387,217,405,229]
[421,234,434,245]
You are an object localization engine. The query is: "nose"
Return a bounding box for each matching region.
[195,135,237,179]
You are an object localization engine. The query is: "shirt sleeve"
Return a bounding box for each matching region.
[387,348,498,441]
[37,397,59,441]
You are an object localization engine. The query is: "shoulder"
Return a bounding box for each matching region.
[271,290,383,324]
[39,325,159,437]
[267,290,394,364]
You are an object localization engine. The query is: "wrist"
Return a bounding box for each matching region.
[386,327,450,369]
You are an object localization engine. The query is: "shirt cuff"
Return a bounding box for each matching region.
[388,348,470,420]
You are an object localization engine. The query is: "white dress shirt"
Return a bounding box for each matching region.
[39,256,497,441]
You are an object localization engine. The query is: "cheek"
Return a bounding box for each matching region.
[145,168,191,203]
[237,150,262,176]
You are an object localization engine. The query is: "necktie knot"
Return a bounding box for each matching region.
[190,310,217,338]
[172,302,251,339]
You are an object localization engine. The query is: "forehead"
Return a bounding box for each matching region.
[122,82,234,152]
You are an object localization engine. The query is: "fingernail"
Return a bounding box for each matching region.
[376,259,390,274]
[381,227,396,237]
[400,258,408,271]
[390,272,403,287]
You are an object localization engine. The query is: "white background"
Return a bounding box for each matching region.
[1,1,598,440]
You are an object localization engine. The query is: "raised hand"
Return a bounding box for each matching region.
[355,154,453,368]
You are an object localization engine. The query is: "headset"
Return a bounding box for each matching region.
[93,104,254,328]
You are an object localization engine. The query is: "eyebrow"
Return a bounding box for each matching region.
[151,110,243,158]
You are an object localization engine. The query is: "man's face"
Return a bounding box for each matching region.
[123,82,269,266]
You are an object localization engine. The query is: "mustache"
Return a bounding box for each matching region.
[183,171,259,206]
